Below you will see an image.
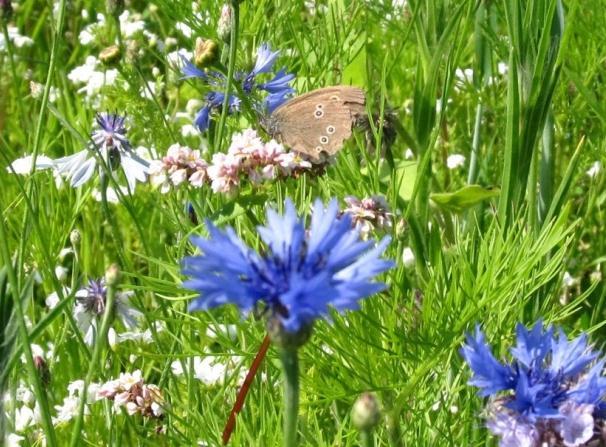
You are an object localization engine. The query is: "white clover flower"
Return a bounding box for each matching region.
[586,161,601,178]
[67,56,119,101]
[53,396,86,425]
[118,11,146,38]
[6,433,25,447]
[454,67,474,88]
[205,324,237,341]
[14,406,35,432]
[181,124,198,138]
[0,26,33,51]
[175,22,193,38]
[402,247,415,268]
[15,385,35,407]
[166,48,192,68]
[446,154,466,170]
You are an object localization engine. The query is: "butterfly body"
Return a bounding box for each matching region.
[264,86,366,160]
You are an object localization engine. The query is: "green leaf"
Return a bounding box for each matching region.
[431,185,500,213]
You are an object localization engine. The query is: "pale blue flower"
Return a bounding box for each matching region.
[461,321,606,446]
[53,113,149,190]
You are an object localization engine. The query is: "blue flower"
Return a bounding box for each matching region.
[182,43,295,132]
[52,113,149,190]
[461,321,606,445]
[181,199,394,334]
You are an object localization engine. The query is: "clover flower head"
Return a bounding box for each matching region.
[182,43,295,131]
[342,195,393,239]
[461,321,606,446]
[149,143,209,193]
[181,198,394,339]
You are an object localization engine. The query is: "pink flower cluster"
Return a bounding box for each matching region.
[149,129,314,194]
[342,195,393,239]
[97,370,164,418]
[149,144,208,193]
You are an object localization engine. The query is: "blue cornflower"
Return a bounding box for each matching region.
[182,43,295,132]
[52,113,149,190]
[181,199,393,337]
[461,321,606,446]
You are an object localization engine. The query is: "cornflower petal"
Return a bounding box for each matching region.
[181,198,394,335]
[252,43,279,75]
[460,326,514,396]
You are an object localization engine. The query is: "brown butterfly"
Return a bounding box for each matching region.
[263,85,366,160]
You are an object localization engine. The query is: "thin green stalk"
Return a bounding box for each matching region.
[69,267,118,447]
[16,0,66,286]
[467,102,484,185]
[1,20,26,137]
[280,349,299,447]
[0,211,58,446]
[538,112,555,225]
[360,430,375,447]
[214,1,239,151]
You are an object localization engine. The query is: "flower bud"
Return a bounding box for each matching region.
[55,265,69,283]
[105,263,120,287]
[99,45,121,65]
[34,355,51,388]
[70,229,81,248]
[194,38,218,68]
[0,0,12,21]
[217,4,232,42]
[267,316,313,350]
[351,392,381,431]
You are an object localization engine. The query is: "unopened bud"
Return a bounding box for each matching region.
[194,38,218,68]
[217,4,232,42]
[55,265,69,283]
[267,316,313,350]
[352,392,381,431]
[0,0,12,21]
[34,356,51,387]
[99,45,121,65]
[105,263,120,286]
[70,229,81,248]
[105,0,124,17]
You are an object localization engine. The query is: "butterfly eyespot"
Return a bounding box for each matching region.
[315,103,324,109]
[314,109,324,119]
[326,125,336,134]
[320,136,329,144]
[330,95,340,101]
[315,146,323,153]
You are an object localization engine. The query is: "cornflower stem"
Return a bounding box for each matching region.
[0,204,57,446]
[214,1,239,151]
[386,409,402,447]
[280,348,299,447]
[69,273,117,447]
[360,429,375,447]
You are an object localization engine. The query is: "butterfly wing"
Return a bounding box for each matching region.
[270,86,366,160]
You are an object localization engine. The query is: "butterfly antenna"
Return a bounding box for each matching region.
[222,334,271,445]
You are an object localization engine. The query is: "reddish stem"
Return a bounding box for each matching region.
[222,334,271,445]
